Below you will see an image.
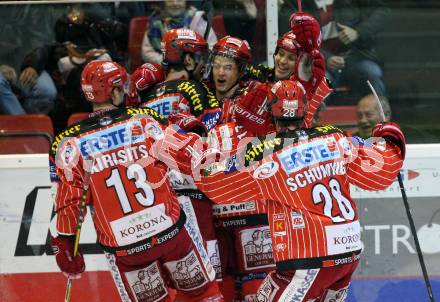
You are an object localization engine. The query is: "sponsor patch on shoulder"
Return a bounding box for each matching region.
[253,161,279,179]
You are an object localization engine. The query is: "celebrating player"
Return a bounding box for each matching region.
[182,79,405,301]
[49,60,223,302]
[209,35,276,301]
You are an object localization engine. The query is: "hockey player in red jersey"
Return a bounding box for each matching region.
[209,36,276,301]
[134,29,223,292]
[244,12,330,129]
[50,60,223,302]
[138,28,221,131]
[245,31,301,84]
[181,79,405,301]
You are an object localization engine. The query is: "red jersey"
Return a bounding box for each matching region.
[140,79,222,131]
[51,107,191,250]
[197,125,403,268]
[214,83,270,222]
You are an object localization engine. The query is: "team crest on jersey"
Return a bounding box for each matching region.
[129,121,144,139]
[253,161,279,179]
[125,262,168,302]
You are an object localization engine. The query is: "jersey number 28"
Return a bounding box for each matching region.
[312,178,355,222]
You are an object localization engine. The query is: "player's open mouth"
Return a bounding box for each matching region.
[277,66,289,73]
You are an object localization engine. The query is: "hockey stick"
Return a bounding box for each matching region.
[297,0,302,12]
[367,80,436,302]
[201,0,214,40]
[64,157,93,302]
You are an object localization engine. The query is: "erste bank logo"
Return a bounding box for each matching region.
[78,121,145,157]
[277,137,341,174]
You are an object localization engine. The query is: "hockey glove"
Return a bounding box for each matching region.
[295,50,326,95]
[234,82,274,136]
[372,122,406,159]
[168,112,209,137]
[289,12,322,53]
[51,236,85,278]
[131,63,164,92]
[176,134,223,178]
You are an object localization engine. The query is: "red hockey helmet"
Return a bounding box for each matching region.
[161,28,209,65]
[289,12,322,52]
[212,36,251,64]
[276,31,300,54]
[270,80,306,120]
[81,60,128,103]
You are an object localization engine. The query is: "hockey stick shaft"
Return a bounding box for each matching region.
[367,80,435,302]
[64,158,93,302]
[297,0,302,12]
[397,175,435,302]
[202,0,213,40]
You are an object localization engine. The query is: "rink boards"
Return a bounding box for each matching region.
[1,145,440,301]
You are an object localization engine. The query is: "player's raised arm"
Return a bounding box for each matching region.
[344,122,405,191]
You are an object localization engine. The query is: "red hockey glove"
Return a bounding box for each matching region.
[234,82,274,136]
[168,112,209,137]
[131,62,164,93]
[295,50,326,95]
[126,63,164,106]
[289,12,322,53]
[51,236,85,278]
[175,134,223,178]
[372,122,406,159]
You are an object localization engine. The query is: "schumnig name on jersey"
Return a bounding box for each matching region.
[286,161,346,192]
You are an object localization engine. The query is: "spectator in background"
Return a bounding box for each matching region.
[356,94,437,143]
[0,65,26,115]
[214,0,266,63]
[356,94,391,138]
[19,4,116,131]
[214,0,257,45]
[141,0,217,64]
[17,4,104,117]
[279,0,389,104]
